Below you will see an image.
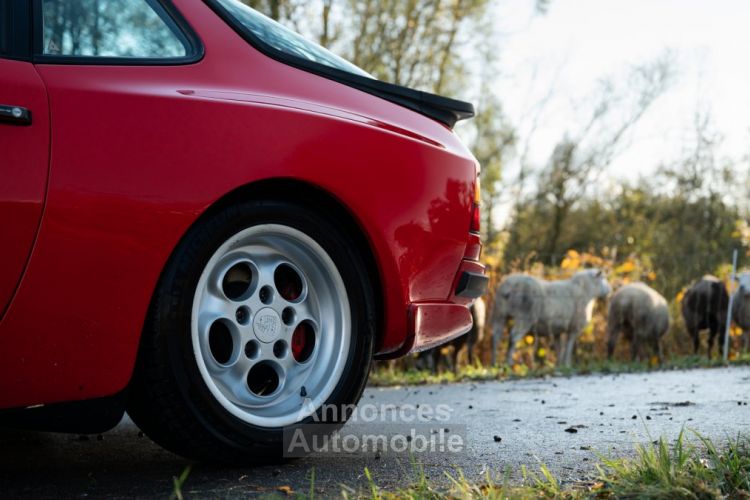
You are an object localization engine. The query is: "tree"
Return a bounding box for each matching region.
[348,0,489,94]
[504,104,747,299]
[241,0,492,95]
[510,53,674,259]
[472,92,514,246]
[240,0,303,23]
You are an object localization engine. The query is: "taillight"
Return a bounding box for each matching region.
[470,203,481,233]
[470,177,481,233]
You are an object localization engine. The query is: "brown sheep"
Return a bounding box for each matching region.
[681,275,729,359]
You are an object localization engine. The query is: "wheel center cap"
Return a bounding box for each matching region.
[253,307,281,343]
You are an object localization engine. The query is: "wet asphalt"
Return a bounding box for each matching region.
[1,366,748,498]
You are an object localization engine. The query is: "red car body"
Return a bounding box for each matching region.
[0,0,484,413]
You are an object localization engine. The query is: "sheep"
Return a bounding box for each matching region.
[607,282,669,363]
[491,269,611,367]
[681,275,729,359]
[731,272,750,353]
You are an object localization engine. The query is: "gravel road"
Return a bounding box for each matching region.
[1,366,748,498]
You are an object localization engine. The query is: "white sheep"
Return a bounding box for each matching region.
[491,269,611,367]
[607,282,669,363]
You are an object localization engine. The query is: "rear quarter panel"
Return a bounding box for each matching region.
[0,0,477,408]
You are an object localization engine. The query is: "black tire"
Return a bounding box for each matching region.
[127,199,375,462]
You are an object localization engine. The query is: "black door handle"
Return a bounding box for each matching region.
[0,104,32,125]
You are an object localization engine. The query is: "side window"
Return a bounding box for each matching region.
[40,0,189,58]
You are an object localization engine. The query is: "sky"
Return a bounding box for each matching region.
[489,0,750,187]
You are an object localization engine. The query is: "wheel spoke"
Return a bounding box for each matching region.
[285,295,318,328]
[198,292,235,322]
[207,356,248,398]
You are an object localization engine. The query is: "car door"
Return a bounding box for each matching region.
[0,2,50,318]
[0,0,204,409]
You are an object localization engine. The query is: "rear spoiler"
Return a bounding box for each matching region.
[336,74,476,129]
[206,0,475,129]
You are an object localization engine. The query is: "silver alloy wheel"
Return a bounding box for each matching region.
[191,224,351,427]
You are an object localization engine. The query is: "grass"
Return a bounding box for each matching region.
[368,354,750,387]
[338,432,750,499]
[346,460,581,499]
[163,433,749,499]
[170,465,191,500]
[597,431,750,498]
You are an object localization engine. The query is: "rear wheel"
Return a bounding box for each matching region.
[127,199,375,462]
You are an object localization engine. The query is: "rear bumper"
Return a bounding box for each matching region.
[381,260,487,356]
[455,271,489,299]
[408,302,473,352]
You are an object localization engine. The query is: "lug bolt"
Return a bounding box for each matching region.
[236,307,248,324]
[259,286,273,304]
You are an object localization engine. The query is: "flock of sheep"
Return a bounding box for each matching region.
[421,270,750,372]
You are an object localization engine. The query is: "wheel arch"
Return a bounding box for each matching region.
[138,177,386,367]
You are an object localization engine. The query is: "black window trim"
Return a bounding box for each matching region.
[0,1,33,62]
[31,0,204,66]
[203,0,474,129]
[0,1,7,56]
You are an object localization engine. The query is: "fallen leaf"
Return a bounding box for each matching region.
[276,485,293,495]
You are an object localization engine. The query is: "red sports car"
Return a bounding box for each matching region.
[0,0,486,460]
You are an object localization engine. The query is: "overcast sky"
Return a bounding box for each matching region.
[491,0,750,186]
